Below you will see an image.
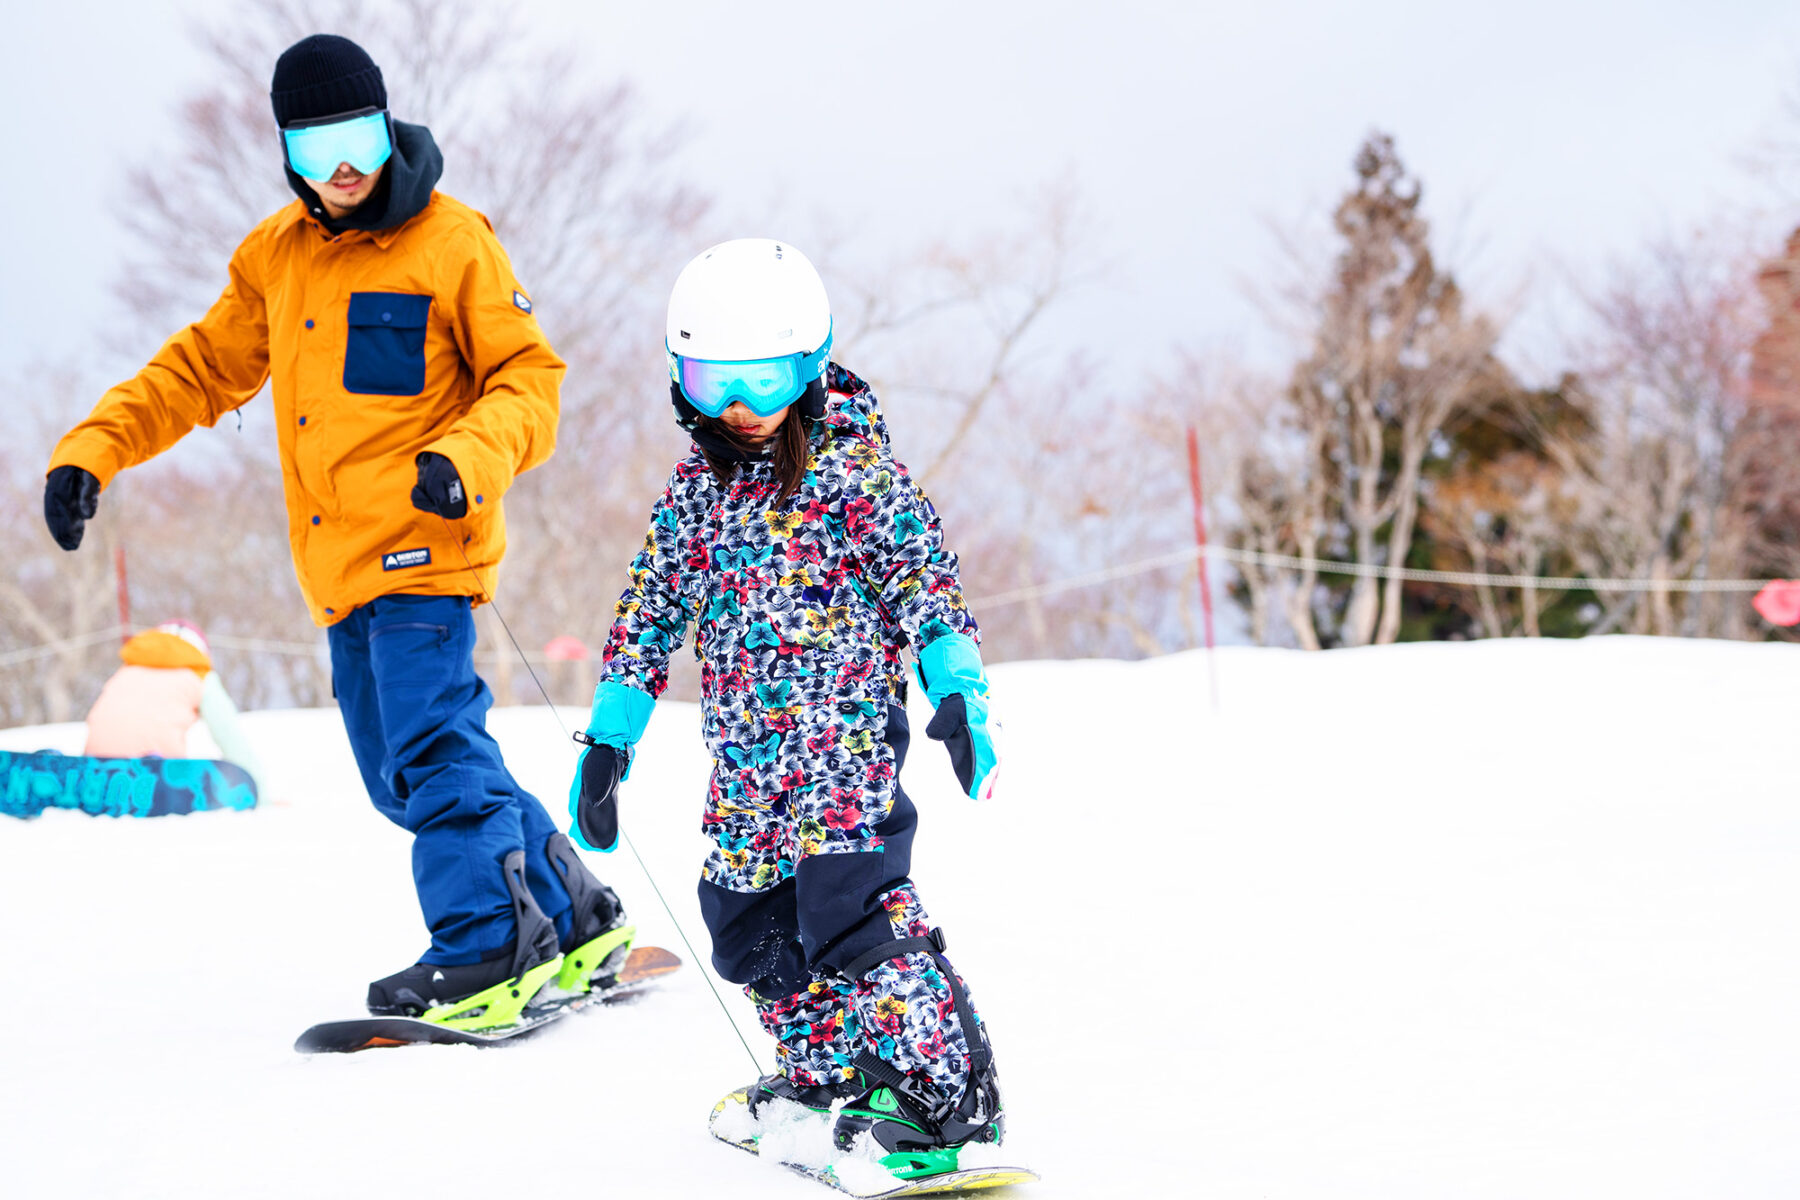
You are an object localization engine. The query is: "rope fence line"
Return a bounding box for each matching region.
[0,625,127,668]
[206,633,568,665]
[2,549,1780,664]
[968,544,1774,609]
[0,628,569,666]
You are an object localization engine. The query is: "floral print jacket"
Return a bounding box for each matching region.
[598,365,978,779]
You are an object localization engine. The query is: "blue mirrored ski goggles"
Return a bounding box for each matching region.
[281,108,393,183]
[668,333,833,418]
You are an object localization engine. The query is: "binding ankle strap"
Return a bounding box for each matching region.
[843,925,992,1090]
[839,928,947,983]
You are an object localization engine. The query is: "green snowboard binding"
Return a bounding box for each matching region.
[366,848,564,1031]
[832,1054,1005,1182]
[546,831,636,996]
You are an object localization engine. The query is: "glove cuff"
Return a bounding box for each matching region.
[915,632,988,708]
[587,680,656,748]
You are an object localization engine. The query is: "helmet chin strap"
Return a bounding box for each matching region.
[669,381,704,432]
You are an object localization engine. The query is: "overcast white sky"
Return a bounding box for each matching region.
[5,0,1800,387]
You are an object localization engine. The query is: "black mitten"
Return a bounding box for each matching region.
[44,465,100,551]
[924,692,1001,801]
[573,743,626,853]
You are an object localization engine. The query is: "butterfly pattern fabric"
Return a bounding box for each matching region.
[597,364,978,883]
[754,887,987,1099]
[594,365,992,1108]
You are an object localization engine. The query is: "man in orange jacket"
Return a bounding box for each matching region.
[43,34,628,1025]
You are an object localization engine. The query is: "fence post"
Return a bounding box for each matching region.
[1185,426,1220,711]
[115,545,131,646]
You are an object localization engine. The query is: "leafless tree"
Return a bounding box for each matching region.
[1419,449,1574,637]
[1738,227,1800,606]
[16,0,1180,717]
[1153,352,1324,648]
[1540,232,1761,637]
[1287,134,1503,646]
[0,374,130,725]
[90,0,709,702]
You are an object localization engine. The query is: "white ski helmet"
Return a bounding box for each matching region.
[666,238,833,419]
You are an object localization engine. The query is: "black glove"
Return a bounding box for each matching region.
[410,451,468,519]
[44,465,100,551]
[925,693,1001,801]
[573,742,626,853]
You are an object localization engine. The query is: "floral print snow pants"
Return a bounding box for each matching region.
[696,703,991,1104]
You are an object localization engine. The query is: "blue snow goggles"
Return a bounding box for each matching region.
[281,108,393,183]
[668,330,833,418]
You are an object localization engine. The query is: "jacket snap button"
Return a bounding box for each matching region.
[837,701,859,715]
[304,319,314,329]
[311,515,321,525]
[382,312,392,322]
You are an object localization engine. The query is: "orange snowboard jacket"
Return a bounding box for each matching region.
[49,127,562,625]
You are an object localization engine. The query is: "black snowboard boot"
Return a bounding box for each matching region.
[544,832,634,995]
[747,1072,865,1119]
[832,1055,1005,1173]
[709,1071,866,1150]
[366,849,563,1027]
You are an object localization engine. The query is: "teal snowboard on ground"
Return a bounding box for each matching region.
[0,749,259,819]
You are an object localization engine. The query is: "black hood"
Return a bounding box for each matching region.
[286,119,443,235]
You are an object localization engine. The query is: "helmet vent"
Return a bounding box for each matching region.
[679,330,691,339]
[776,328,793,339]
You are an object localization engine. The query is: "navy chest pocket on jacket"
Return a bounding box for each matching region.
[344,292,432,396]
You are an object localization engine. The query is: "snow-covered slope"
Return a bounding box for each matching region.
[2,638,1796,1199]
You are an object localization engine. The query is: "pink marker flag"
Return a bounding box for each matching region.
[543,635,590,662]
[1752,580,1800,626]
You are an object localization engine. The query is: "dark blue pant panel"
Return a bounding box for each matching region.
[699,704,918,994]
[329,594,570,965]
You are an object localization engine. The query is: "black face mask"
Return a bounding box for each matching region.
[285,119,444,234]
[669,379,828,462]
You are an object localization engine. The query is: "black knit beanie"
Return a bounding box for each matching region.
[270,34,387,128]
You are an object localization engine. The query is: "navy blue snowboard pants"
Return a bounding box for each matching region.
[328,593,571,965]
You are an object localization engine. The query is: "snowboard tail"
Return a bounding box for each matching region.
[1,750,258,819]
[294,945,681,1053]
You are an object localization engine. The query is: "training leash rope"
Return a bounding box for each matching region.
[439,517,764,1075]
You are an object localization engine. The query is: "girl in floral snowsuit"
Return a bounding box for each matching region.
[567,240,1004,1167]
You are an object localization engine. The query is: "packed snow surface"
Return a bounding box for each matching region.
[3,638,1797,1199]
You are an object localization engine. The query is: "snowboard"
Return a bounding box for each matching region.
[294,945,682,1053]
[708,1087,1037,1198]
[0,749,259,819]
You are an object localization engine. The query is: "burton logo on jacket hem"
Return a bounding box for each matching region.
[382,548,432,571]
[513,290,533,313]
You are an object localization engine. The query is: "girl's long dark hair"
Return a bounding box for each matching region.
[695,411,812,502]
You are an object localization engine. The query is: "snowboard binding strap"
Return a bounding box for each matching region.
[841,927,992,1081]
[839,928,948,983]
[851,1050,958,1129]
